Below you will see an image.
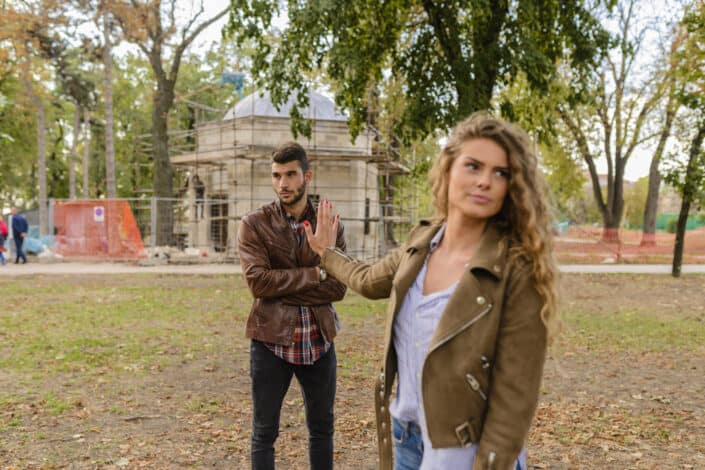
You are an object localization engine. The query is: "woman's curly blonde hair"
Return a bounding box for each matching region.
[429,112,560,342]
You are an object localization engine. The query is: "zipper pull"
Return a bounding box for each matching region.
[487,451,496,470]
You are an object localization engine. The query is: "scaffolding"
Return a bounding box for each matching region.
[135,89,414,261]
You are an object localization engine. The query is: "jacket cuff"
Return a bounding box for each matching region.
[474,444,521,470]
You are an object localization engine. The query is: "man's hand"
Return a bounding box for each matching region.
[20,232,26,238]
[303,199,339,256]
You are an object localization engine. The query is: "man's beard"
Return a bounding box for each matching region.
[278,183,307,207]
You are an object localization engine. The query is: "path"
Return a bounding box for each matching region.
[1,262,704,275]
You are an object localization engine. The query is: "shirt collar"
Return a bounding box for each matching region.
[429,224,445,254]
[276,198,316,224]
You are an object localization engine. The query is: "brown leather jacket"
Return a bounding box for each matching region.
[320,220,547,470]
[237,200,347,345]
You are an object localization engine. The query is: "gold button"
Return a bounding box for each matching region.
[476,296,486,305]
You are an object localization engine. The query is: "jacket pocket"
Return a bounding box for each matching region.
[465,372,487,401]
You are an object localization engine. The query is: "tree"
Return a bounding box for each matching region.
[556,0,679,242]
[496,72,588,222]
[665,0,705,277]
[83,107,90,198]
[641,52,680,246]
[225,0,610,141]
[101,9,117,198]
[110,0,228,245]
[0,58,38,206]
[2,0,67,234]
[27,32,97,200]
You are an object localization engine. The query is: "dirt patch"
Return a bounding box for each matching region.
[0,274,703,469]
[555,225,705,264]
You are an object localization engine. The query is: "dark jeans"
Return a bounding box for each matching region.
[14,238,26,263]
[250,340,336,470]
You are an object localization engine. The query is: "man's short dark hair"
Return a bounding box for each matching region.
[272,142,309,171]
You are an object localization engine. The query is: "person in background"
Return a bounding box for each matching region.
[192,174,206,220]
[305,113,559,470]
[0,215,8,265]
[10,207,28,264]
[237,142,347,470]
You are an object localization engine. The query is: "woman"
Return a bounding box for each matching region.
[0,217,7,265]
[304,113,559,470]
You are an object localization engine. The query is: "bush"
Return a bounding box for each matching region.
[666,217,678,234]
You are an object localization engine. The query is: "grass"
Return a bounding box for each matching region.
[1,273,704,468]
[562,307,705,352]
[0,275,248,375]
[2,273,702,379]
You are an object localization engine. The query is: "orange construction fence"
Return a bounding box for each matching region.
[53,200,146,259]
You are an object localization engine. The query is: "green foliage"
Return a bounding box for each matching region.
[496,72,588,223]
[663,2,705,208]
[666,217,678,234]
[392,135,440,226]
[623,177,649,229]
[225,0,610,141]
[111,53,155,197]
[0,74,37,206]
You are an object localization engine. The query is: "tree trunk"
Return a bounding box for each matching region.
[601,217,620,244]
[152,87,175,246]
[70,105,80,199]
[642,95,677,246]
[22,73,48,235]
[671,199,690,277]
[641,156,661,246]
[672,123,705,277]
[83,107,90,198]
[37,98,47,235]
[103,11,117,199]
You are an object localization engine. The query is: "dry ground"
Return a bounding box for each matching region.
[554,226,705,264]
[0,273,704,469]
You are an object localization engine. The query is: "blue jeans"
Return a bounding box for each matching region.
[392,417,525,470]
[14,238,26,263]
[393,418,424,470]
[249,340,336,470]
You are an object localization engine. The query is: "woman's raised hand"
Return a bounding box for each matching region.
[303,198,339,256]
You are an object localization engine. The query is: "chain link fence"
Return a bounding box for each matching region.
[47,194,410,262]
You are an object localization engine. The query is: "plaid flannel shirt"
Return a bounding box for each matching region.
[264,200,331,365]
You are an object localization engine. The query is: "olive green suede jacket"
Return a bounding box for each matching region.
[319,219,548,470]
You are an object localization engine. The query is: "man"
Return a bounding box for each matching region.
[237,142,347,470]
[10,207,28,264]
[192,174,205,220]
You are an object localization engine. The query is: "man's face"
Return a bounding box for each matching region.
[271,160,312,207]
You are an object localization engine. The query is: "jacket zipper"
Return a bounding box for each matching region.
[420,303,492,428]
[465,373,487,401]
[427,303,492,355]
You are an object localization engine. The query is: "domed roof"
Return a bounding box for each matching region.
[224,89,348,122]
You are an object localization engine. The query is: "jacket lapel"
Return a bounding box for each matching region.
[391,221,441,302]
[428,223,507,352]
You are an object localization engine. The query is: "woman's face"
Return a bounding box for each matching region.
[446,137,510,222]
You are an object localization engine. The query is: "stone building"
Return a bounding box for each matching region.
[169,89,406,260]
